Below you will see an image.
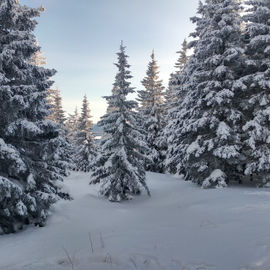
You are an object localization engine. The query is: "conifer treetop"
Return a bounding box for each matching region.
[175,39,189,72]
[79,95,93,131]
[141,50,164,96]
[112,42,135,97]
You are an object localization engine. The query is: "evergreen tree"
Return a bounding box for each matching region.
[0,0,69,234]
[166,39,190,112]
[163,39,190,173]
[240,0,270,185]
[175,39,189,71]
[31,40,70,177]
[47,88,66,125]
[30,43,66,127]
[66,107,80,144]
[106,85,120,113]
[164,39,190,122]
[75,95,96,172]
[46,87,71,175]
[91,43,150,202]
[89,151,110,185]
[165,55,197,175]
[166,0,246,187]
[30,41,46,66]
[137,50,165,172]
[164,73,177,118]
[66,107,80,170]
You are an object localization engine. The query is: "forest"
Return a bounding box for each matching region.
[1,0,270,269]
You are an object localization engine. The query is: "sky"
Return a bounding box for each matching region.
[20,0,199,123]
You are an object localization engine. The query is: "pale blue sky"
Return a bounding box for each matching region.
[21,0,199,122]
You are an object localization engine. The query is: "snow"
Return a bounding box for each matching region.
[202,169,227,189]
[216,121,230,140]
[7,119,42,135]
[1,172,270,269]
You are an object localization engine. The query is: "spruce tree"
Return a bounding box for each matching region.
[175,39,189,71]
[0,0,69,234]
[66,107,80,170]
[164,73,177,119]
[137,50,165,173]
[31,39,70,177]
[75,95,96,172]
[66,107,80,145]
[166,0,246,187]
[164,39,190,122]
[92,43,150,202]
[241,0,270,185]
[30,41,46,67]
[164,55,198,175]
[47,88,66,125]
[163,39,190,173]
[46,87,71,175]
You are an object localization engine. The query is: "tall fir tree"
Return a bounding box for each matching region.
[30,43,66,127]
[165,55,198,175]
[66,107,80,144]
[165,39,190,120]
[166,0,246,187]
[30,40,70,177]
[0,0,69,234]
[47,87,66,125]
[240,0,270,185]
[30,41,46,66]
[175,39,189,71]
[75,95,96,172]
[65,107,80,170]
[46,87,71,176]
[91,43,150,202]
[137,50,165,173]
[163,39,190,173]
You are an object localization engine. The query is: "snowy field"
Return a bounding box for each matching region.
[1,172,270,270]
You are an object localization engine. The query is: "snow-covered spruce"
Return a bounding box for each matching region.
[137,50,165,173]
[47,87,72,176]
[47,88,66,126]
[91,43,150,202]
[66,107,80,143]
[164,56,196,176]
[163,39,189,174]
[0,0,69,234]
[166,0,246,187]
[30,41,46,67]
[240,0,270,185]
[164,39,189,126]
[89,151,110,185]
[65,107,80,170]
[74,95,97,172]
[32,46,71,177]
[175,38,189,71]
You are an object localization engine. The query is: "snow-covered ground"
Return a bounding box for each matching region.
[1,172,270,270]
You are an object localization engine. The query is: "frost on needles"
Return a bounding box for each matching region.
[90,43,150,202]
[0,0,69,234]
